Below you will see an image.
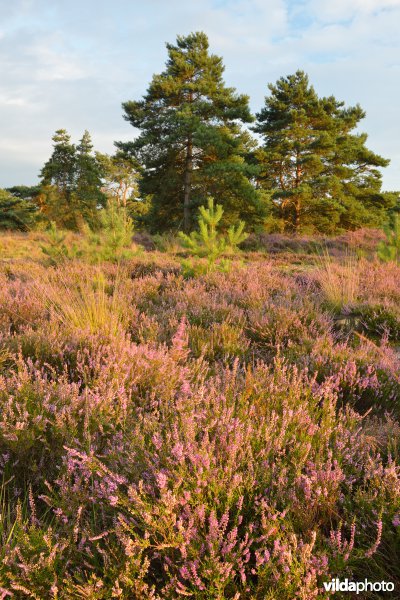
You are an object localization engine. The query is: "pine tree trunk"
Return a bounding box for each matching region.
[294,199,301,232]
[183,135,193,232]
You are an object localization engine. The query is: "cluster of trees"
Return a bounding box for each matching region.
[0,132,141,232]
[1,31,398,235]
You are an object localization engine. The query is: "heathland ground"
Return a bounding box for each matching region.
[0,229,399,599]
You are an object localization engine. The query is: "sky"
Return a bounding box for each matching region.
[1,0,399,190]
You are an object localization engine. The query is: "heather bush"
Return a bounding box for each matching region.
[248,229,385,258]
[0,272,46,335]
[188,319,250,361]
[0,235,399,598]
[356,303,400,342]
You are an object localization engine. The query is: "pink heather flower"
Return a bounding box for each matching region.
[392,515,400,527]
[180,380,192,396]
[172,442,185,462]
[156,471,168,490]
[151,433,162,450]
[365,520,383,558]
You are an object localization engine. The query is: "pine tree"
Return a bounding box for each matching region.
[179,197,248,271]
[95,199,134,261]
[0,188,38,231]
[40,129,104,230]
[40,130,76,197]
[117,32,261,232]
[75,131,106,227]
[6,185,41,201]
[254,71,393,234]
[377,215,400,263]
[40,129,78,228]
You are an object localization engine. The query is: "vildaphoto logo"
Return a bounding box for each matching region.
[323,578,395,594]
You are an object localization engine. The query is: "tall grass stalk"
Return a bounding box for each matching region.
[315,249,360,311]
[34,266,127,337]
[0,475,19,561]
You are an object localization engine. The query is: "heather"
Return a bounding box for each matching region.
[0,234,399,599]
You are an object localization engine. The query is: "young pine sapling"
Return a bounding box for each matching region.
[377,215,400,263]
[178,197,248,273]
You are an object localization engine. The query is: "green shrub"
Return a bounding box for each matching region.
[87,199,135,262]
[377,215,400,263]
[41,202,137,264]
[40,222,80,264]
[356,304,400,342]
[179,197,248,273]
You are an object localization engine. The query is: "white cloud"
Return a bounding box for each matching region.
[0,94,28,107]
[31,44,88,81]
[307,0,400,21]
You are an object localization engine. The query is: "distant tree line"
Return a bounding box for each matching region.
[1,31,399,235]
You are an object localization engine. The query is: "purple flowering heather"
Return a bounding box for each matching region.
[0,249,399,598]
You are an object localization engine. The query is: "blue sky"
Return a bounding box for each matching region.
[1,0,399,190]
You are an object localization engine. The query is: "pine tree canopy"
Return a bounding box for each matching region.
[40,129,76,195]
[253,70,393,234]
[40,129,105,230]
[117,32,262,232]
[6,185,41,200]
[0,188,38,231]
[75,130,107,221]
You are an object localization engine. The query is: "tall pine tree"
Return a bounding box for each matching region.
[117,32,261,232]
[40,129,104,229]
[254,71,392,234]
[75,130,106,227]
[40,129,78,228]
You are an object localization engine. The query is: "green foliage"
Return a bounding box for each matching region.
[227,220,248,248]
[179,197,248,273]
[254,71,392,234]
[95,152,138,204]
[180,256,234,278]
[117,32,262,232]
[40,129,105,230]
[355,303,400,342]
[0,188,38,231]
[75,130,107,227]
[377,215,400,263]
[40,222,79,264]
[5,185,41,200]
[40,202,135,265]
[41,130,75,179]
[180,199,225,259]
[86,199,135,262]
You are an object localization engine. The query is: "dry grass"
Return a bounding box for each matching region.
[314,249,360,311]
[33,265,128,337]
[0,232,45,261]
